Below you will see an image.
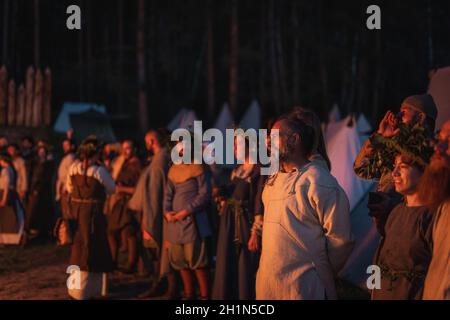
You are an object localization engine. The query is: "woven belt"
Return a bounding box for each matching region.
[226,198,249,247]
[71,197,102,204]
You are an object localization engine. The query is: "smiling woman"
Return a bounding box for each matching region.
[372,132,434,300]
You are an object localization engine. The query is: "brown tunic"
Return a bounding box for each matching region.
[372,203,433,300]
[26,159,55,233]
[107,157,141,233]
[69,174,114,272]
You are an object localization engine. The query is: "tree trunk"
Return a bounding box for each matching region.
[275,2,288,111]
[7,79,16,126]
[78,0,84,100]
[2,0,9,65]
[268,0,281,115]
[372,31,383,122]
[43,68,52,126]
[32,69,43,127]
[137,0,149,132]
[17,84,25,126]
[117,0,124,113]
[229,0,239,118]
[292,1,300,106]
[34,0,40,67]
[25,66,35,127]
[259,0,266,108]
[206,0,216,123]
[0,66,7,125]
[86,0,93,99]
[427,0,434,69]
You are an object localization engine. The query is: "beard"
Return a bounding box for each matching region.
[418,154,450,209]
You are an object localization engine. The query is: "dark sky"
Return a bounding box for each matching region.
[1,0,450,137]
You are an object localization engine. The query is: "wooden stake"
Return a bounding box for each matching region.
[32,69,43,127]
[16,84,25,126]
[25,66,35,127]
[43,68,52,126]
[0,66,8,125]
[7,79,16,126]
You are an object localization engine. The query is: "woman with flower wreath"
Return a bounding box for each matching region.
[371,125,435,300]
[65,136,116,300]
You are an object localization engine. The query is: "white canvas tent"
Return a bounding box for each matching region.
[239,99,261,130]
[323,115,379,288]
[167,108,199,131]
[214,103,233,134]
[54,102,107,133]
[428,66,450,130]
[328,103,341,123]
[357,113,373,145]
[53,102,116,142]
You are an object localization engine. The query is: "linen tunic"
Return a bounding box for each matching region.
[372,203,433,300]
[163,164,212,245]
[423,201,450,300]
[256,162,353,300]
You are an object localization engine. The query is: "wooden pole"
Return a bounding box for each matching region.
[25,66,35,127]
[43,68,52,126]
[16,84,25,126]
[7,79,16,126]
[229,0,239,118]
[34,0,40,67]
[32,69,43,127]
[206,0,215,123]
[137,0,149,132]
[2,0,9,65]
[0,66,8,125]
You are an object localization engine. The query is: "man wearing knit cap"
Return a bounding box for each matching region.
[353,94,438,232]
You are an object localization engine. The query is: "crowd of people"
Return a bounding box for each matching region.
[0,94,448,301]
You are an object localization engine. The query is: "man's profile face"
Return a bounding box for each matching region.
[145,133,155,152]
[399,104,423,125]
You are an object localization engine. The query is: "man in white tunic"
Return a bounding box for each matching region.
[256,115,353,300]
[56,139,76,219]
[7,144,28,201]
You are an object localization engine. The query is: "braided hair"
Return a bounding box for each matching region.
[76,136,102,186]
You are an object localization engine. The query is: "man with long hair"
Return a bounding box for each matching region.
[419,120,450,300]
[256,115,353,300]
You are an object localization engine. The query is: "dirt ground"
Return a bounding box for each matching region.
[0,242,152,300]
[0,242,369,300]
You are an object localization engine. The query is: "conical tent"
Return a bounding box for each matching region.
[214,103,233,134]
[239,99,261,130]
[167,108,199,131]
[328,103,341,123]
[357,113,373,145]
[428,66,450,130]
[357,114,372,134]
[324,115,378,288]
[54,102,107,133]
[324,115,373,211]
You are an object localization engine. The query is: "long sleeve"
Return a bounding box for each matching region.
[96,167,116,195]
[163,179,175,213]
[184,173,211,215]
[14,159,28,194]
[309,183,354,274]
[143,166,166,232]
[56,154,75,200]
[353,136,383,180]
